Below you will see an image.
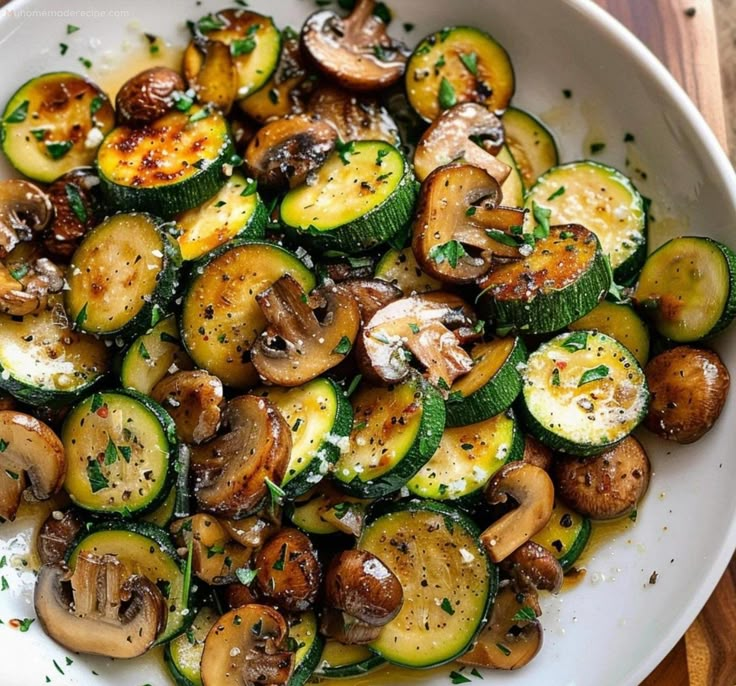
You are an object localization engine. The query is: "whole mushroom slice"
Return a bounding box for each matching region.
[0,411,66,520]
[151,370,224,445]
[0,179,53,257]
[0,255,65,316]
[183,38,239,113]
[250,274,361,387]
[34,552,167,658]
[413,103,510,183]
[338,278,403,324]
[499,541,564,594]
[244,114,337,191]
[480,463,555,563]
[301,0,408,92]
[360,292,480,388]
[413,164,526,284]
[115,67,187,126]
[321,549,403,644]
[191,395,291,519]
[459,586,543,670]
[37,509,84,565]
[201,604,294,686]
[552,436,651,520]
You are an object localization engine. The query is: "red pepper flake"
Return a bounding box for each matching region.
[96,406,109,418]
[8,619,20,629]
[555,360,568,370]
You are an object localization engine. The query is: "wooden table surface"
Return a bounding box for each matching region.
[593,2,736,684]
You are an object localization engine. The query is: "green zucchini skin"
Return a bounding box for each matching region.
[532,500,592,572]
[313,641,386,679]
[502,106,559,187]
[287,611,325,686]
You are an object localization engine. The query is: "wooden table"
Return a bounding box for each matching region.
[593,2,736,684]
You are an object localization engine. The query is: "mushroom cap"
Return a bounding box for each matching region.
[115,67,186,126]
[37,509,83,566]
[499,541,564,594]
[0,179,53,257]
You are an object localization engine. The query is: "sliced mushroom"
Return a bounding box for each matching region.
[34,552,166,658]
[0,180,53,257]
[201,605,294,686]
[522,436,553,471]
[301,0,408,92]
[459,586,542,670]
[480,463,555,563]
[0,411,66,521]
[308,84,400,144]
[360,292,480,388]
[220,508,281,549]
[0,467,26,521]
[413,103,510,183]
[244,114,337,190]
[43,167,99,260]
[338,278,403,324]
[250,275,361,387]
[172,514,254,585]
[151,370,224,445]
[321,549,403,644]
[644,346,730,443]
[191,395,291,519]
[0,255,65,316]
[37,509,83,565]
[552,436,651,520]
[183,38,239,113]
[499,541,564,594]
[255,528,321,612]
[412,164,526,284]
[115,67,187,126]
[224,581,260,609]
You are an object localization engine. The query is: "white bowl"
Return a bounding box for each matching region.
[0,1,734,685]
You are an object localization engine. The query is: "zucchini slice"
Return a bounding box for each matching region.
[531,500,591,571]
[478,224,610,335]
[498,144,525,207]
[633,236,736,342]
[1,72,115,182]
[374,246,441,295]
[288,611,324,686]
[62,390,177,516]
[253,378,353,498]
[97,107,234,216]
[524,161,647,281]
[314,640,385,679]
[502,107,559,187]
[446,337,527,427]
[175,173,267,262]
[360,500,496,668]
[120,315,187,395]
[521,330,650,455]
[406,26,515,122]
[66,213,182,339]
[180,240,315,388]
[288,482,371,536]
[569,299,650,366]
[334,376,446,499]
[407,409,523,503]
[0,298,109,406]
[280,141,418,253]
[67,521,189,643]
[165,605,218,686]
[141,485,177,529]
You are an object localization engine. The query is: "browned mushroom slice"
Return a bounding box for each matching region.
[224,581,260,609]
[0,411,66,520]
[34,552,167,658]
[521,435,553,471]
[301,0,408,92]
[338,278,403,324]
[413,103,510,183]
[183,38,239,113]
[0,179,53,257]
[244,114,337,191]
[0,255,65,317]
[37,509,83,565]
[0,466,26,521]
[171,514,253,585]
[459,586,543,670]
[220,508,281,549]
[115,67,187,127]
[413,164,526,285]
[360,292,479,388]
[201,605,294,686]
[644,346,730,444]
[321,549,403,644]
[499,541,564,594]
[250,275,361,387]
[151,370,224,445]
[308,84,400,144]
[552,436,651,520]
[255,528,321,612]
[480,463,555,563]
[191,395,291,519]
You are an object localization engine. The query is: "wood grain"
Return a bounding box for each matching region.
[592,3,736,684]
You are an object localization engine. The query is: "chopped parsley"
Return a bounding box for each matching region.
[429,240,467,268]
[590,141,606,154]
[512,606,537,622]
[65,183,88,223]
[138,341,151,360]
[104,436,118,465]
[265,477,285,507]
[578,364,610,386]
[459,52,478,75]
[438,77,457,110]
[531,201,551,240]
[547,186,566,201]
[561,331,588,353]
[4,100,29,124]
[235,567,258,586]
[86,459,109,493]
[332,336,352,355]
[440,597,455,615]
[551,367,561,386]
[336,138,356,165]
[272,543,287,571]
[66,24,80,34]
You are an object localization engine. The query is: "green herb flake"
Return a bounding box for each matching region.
[18,617,34,632]
[45,140,73,160]
[352,421,368,433]
[333,336,352,355]
[240,178,258,197]
[449,671,472,684]
[551,367,561,387]
[547,186,566,201]
[590,141,606,154]
[150,304,163,328]
[465,206,477,216]
[78,57,92,69]
[197,14,226,33]
[272,543,287,571]
[459,52,478,75]
[336,138,356,165]
[629,509,638,522]
[346,374,362,397]
[59,43,69,55]
[1,577,8,591]
[231,37,257,56]
[578,364,610,387]
[486,228,521,248]
[86,459,109,493]
[429,239,467,268]
[408,322,420,334]
[376,147,390,166]
[89,95,104,116]
[90,393,104,413]
[206,543,225,559]
[104,436,118,465]
[0,555,6,567]
[138,341,151,361]
[439,27,452,42]
[4,100,29,124]
[438,77,457,110]
[65,657,74,666]
[561,330,588,353]
[118,445,132,463]
[403,22,415,32]
[470,668,483,679]
[182,537,194,609]
[265,477,285,507]
[189,107,211,123]
[512,606,537,622]
[67,24,80,34]
[331,502,351,520]
[65,183,88,224]
[496,642,512,656]
[531,201,551,240]
[440,597,455,615]
[235,567,258,586]
[173,90,195,112]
